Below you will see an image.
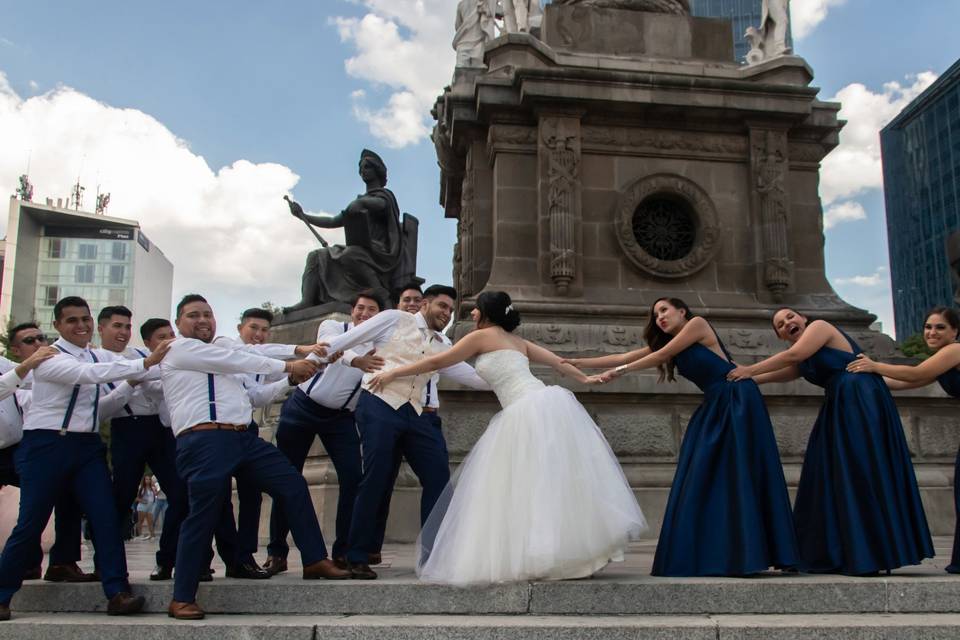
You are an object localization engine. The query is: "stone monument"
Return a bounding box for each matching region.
[426,0,956,540]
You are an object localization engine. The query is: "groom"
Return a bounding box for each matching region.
[319,284,489,579]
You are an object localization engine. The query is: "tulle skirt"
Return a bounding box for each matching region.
[416,386,647,586]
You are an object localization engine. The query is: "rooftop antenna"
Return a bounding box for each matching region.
[71,155,86,211]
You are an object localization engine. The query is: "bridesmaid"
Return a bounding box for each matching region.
[727,308,934,575]
[846,306,960,573]
[567,297,798,576]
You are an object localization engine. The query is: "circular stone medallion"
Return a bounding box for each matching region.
[615,174,720,279]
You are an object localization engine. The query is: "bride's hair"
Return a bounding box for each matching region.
[476,291,521,332]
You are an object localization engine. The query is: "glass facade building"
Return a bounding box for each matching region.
[690,0,792,64]
[881,59,960,340]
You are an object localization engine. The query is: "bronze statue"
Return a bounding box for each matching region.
[285,149,419,312]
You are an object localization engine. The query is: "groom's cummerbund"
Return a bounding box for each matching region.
[361,314,445,415]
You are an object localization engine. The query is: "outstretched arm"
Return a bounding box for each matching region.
[299,211,345,229]
[600,317,713,380]
[563,347,651,370]
[884,377,932,391]
[526,341,599,384]
[846,343,960,383]
[753,365,802,385]
[728,320,834,381]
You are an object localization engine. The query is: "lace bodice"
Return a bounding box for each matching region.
[474,349,547,408]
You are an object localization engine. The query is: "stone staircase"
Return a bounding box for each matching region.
[4,541,960,638]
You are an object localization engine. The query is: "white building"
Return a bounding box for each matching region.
[2,196,173,344]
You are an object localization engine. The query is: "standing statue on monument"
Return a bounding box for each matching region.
[454,0,498,68]
[746,0,791,65]
[501,0,544,33]
[285,150,404,313]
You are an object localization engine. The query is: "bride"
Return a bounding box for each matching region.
[368,291,646,585]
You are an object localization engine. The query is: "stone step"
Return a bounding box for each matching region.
[12,574,960,616]
[4,613,960,640]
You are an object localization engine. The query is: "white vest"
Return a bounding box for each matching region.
[362,314,446,414]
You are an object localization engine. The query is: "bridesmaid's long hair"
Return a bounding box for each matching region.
[643,297,696,383]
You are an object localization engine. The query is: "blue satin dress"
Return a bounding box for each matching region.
[651,329,799,576]
[936,367,960,573]
[793,328,934,574]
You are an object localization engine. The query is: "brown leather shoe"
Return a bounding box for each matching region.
[168,600,205,620]
[44,562,98,583]
[302,558,351,580]
[368,552,383,565]
[106,592,145,616]
[348,562,378,580]
[22,565,41,580]
[0,602,9,621]
[263,556,287,576]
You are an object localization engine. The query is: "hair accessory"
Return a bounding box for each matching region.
[505,304,514,314]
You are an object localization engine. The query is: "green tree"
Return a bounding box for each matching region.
[900,333,934,360]
[260,301,283,316]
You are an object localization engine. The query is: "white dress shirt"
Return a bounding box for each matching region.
[95,346,161,419]
[0,358,27,449]
[323,310,490,398]
[25,338,148,434]
[160,337,287,436]
[213,336,295,409]
[299,320,371,411]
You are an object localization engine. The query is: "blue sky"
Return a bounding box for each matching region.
[1,0,958,337]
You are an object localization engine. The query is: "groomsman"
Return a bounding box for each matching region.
[210,307,295,578]
[1,323,93,583]
[369,282,425,564]
[163,294,349,620]
[0,296,169,620]
[94,306,189,582]
[319,285,490,579]
[264,290,384,575]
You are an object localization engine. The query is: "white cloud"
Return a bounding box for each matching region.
[835,268,886,287]
[0,72,341,325]
[822,200,866,229]
[790,0,847,40]
[819,72,938,206]
[28,80,38,92]
[333,0,457,148]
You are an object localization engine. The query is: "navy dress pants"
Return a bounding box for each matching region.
[110,415,188,569]
[173,428,328,604]
[233,421,263,566]
[268,389,361,560]
[0,443,82,568]
[346,392,449,565]
[0,431,129,603]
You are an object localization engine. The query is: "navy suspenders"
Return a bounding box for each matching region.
[207,374,217,421]
[305,322,360,410]
[107,348,147,418]
[55,345,100,435]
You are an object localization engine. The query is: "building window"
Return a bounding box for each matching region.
[48,238,64,259]
[109,265,125,285]
[107,289,126,305]
[111,242,127,261]
[75,264,95,283]
[78,244,97,260]
[44,286,59,306]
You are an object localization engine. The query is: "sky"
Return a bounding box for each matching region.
[0,0,958,338]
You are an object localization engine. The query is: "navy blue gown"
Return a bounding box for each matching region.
[793,328,934,575]
[936,367,960,573]
[651,330,799,576]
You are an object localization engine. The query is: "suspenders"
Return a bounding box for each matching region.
[305,322,360,410]
[55,345,101,435]
[207,374,217,421]
[107,348,147,418]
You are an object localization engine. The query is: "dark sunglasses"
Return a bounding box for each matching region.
[19,335,48,346]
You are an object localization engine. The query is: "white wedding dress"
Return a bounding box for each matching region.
[416,349,647,585]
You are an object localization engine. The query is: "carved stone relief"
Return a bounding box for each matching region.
[750,129,793,301]
[539,117,582,295]
[614,173,721,279]
[581,126,747,158]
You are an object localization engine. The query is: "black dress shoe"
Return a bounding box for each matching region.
[22,566,41,581]
[0,602,9,621]
[263,555,288,576]
[149,565,173,581]
[44,562,98,583]
[106,592,145,616]
[198,568,213,582]
[349,562,377,580]
[225,562,270,579]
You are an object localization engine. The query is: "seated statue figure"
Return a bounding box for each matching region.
[285,149,403,312]
[553,0,690,13]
